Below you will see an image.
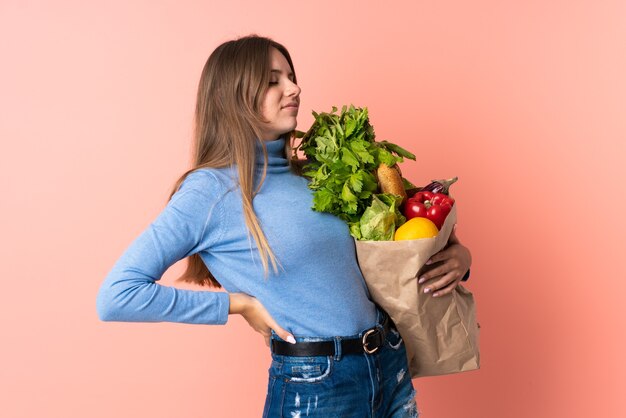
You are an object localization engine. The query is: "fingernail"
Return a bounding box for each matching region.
[287,335,296,344]
[432,293,439,297]
[418,277,426,284]
[425,259,433,265]
[423,288,430,294]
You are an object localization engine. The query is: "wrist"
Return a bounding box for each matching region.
[228,293,250,315]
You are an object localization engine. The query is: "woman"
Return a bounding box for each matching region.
[96,34,472,417]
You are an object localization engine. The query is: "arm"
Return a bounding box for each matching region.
[447,225,471,281]
[96,170,298,346]
[96,171,230,325]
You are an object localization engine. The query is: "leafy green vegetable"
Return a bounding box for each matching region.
[294,105,416,240]
[357,194,407,240]
[378,140,416,160]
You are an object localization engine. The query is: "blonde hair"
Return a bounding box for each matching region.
[169,35,300,288]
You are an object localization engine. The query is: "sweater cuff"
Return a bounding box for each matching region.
[216,292,230,324]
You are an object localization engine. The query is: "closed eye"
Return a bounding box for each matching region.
[270,69,296,84]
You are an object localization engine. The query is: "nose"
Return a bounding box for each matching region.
[285,79,301,98]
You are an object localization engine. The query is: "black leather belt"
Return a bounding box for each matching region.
[271,311,396,357]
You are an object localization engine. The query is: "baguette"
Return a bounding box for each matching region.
[377,163,407,203]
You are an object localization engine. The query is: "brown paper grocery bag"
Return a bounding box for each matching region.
[354,205,480,378]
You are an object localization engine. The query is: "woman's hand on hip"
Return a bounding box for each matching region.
[417,243,472,297]
[229,293,296,347]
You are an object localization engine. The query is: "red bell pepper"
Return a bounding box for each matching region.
[403,192,454,230]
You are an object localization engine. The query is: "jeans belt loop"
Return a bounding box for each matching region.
[333,336,342,361]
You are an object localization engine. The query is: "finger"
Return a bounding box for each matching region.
[422,271,457,295]
[270,321,296,344]
[418,262,454,284]
[431,277,461,298]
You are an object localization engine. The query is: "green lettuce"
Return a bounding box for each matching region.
[354,194,406,241]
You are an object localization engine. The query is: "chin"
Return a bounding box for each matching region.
[285,120,298,132]
[266,120,297,139]
[278,125,297,136]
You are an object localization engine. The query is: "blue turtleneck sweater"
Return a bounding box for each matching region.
[96,137,378,337]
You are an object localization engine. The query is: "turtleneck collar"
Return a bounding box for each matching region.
[255,137,290,174]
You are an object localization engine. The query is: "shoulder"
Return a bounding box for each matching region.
[162,169,231,216]
[177,168,228,196]
[161,169,229,229]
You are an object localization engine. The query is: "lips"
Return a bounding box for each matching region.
[282,102,299,109]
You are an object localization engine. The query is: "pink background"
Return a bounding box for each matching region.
[1,1,625,417]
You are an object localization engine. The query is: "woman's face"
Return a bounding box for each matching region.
[259,47,301,141]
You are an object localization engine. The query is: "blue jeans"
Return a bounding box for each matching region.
[262,308,419,417]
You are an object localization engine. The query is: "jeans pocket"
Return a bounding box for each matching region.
[277,355,334,383]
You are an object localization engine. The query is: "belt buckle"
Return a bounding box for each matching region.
[362,328,381,354]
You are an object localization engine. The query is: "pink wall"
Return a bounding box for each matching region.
[1,1,624,417]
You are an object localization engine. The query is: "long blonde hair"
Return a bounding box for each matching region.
[170,35,301,288]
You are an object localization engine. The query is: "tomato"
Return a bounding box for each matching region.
[426,203,452,229]
[394,217,439,240]
[404,199,428,220]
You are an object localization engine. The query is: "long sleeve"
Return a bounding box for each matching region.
[96,170,230,325]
